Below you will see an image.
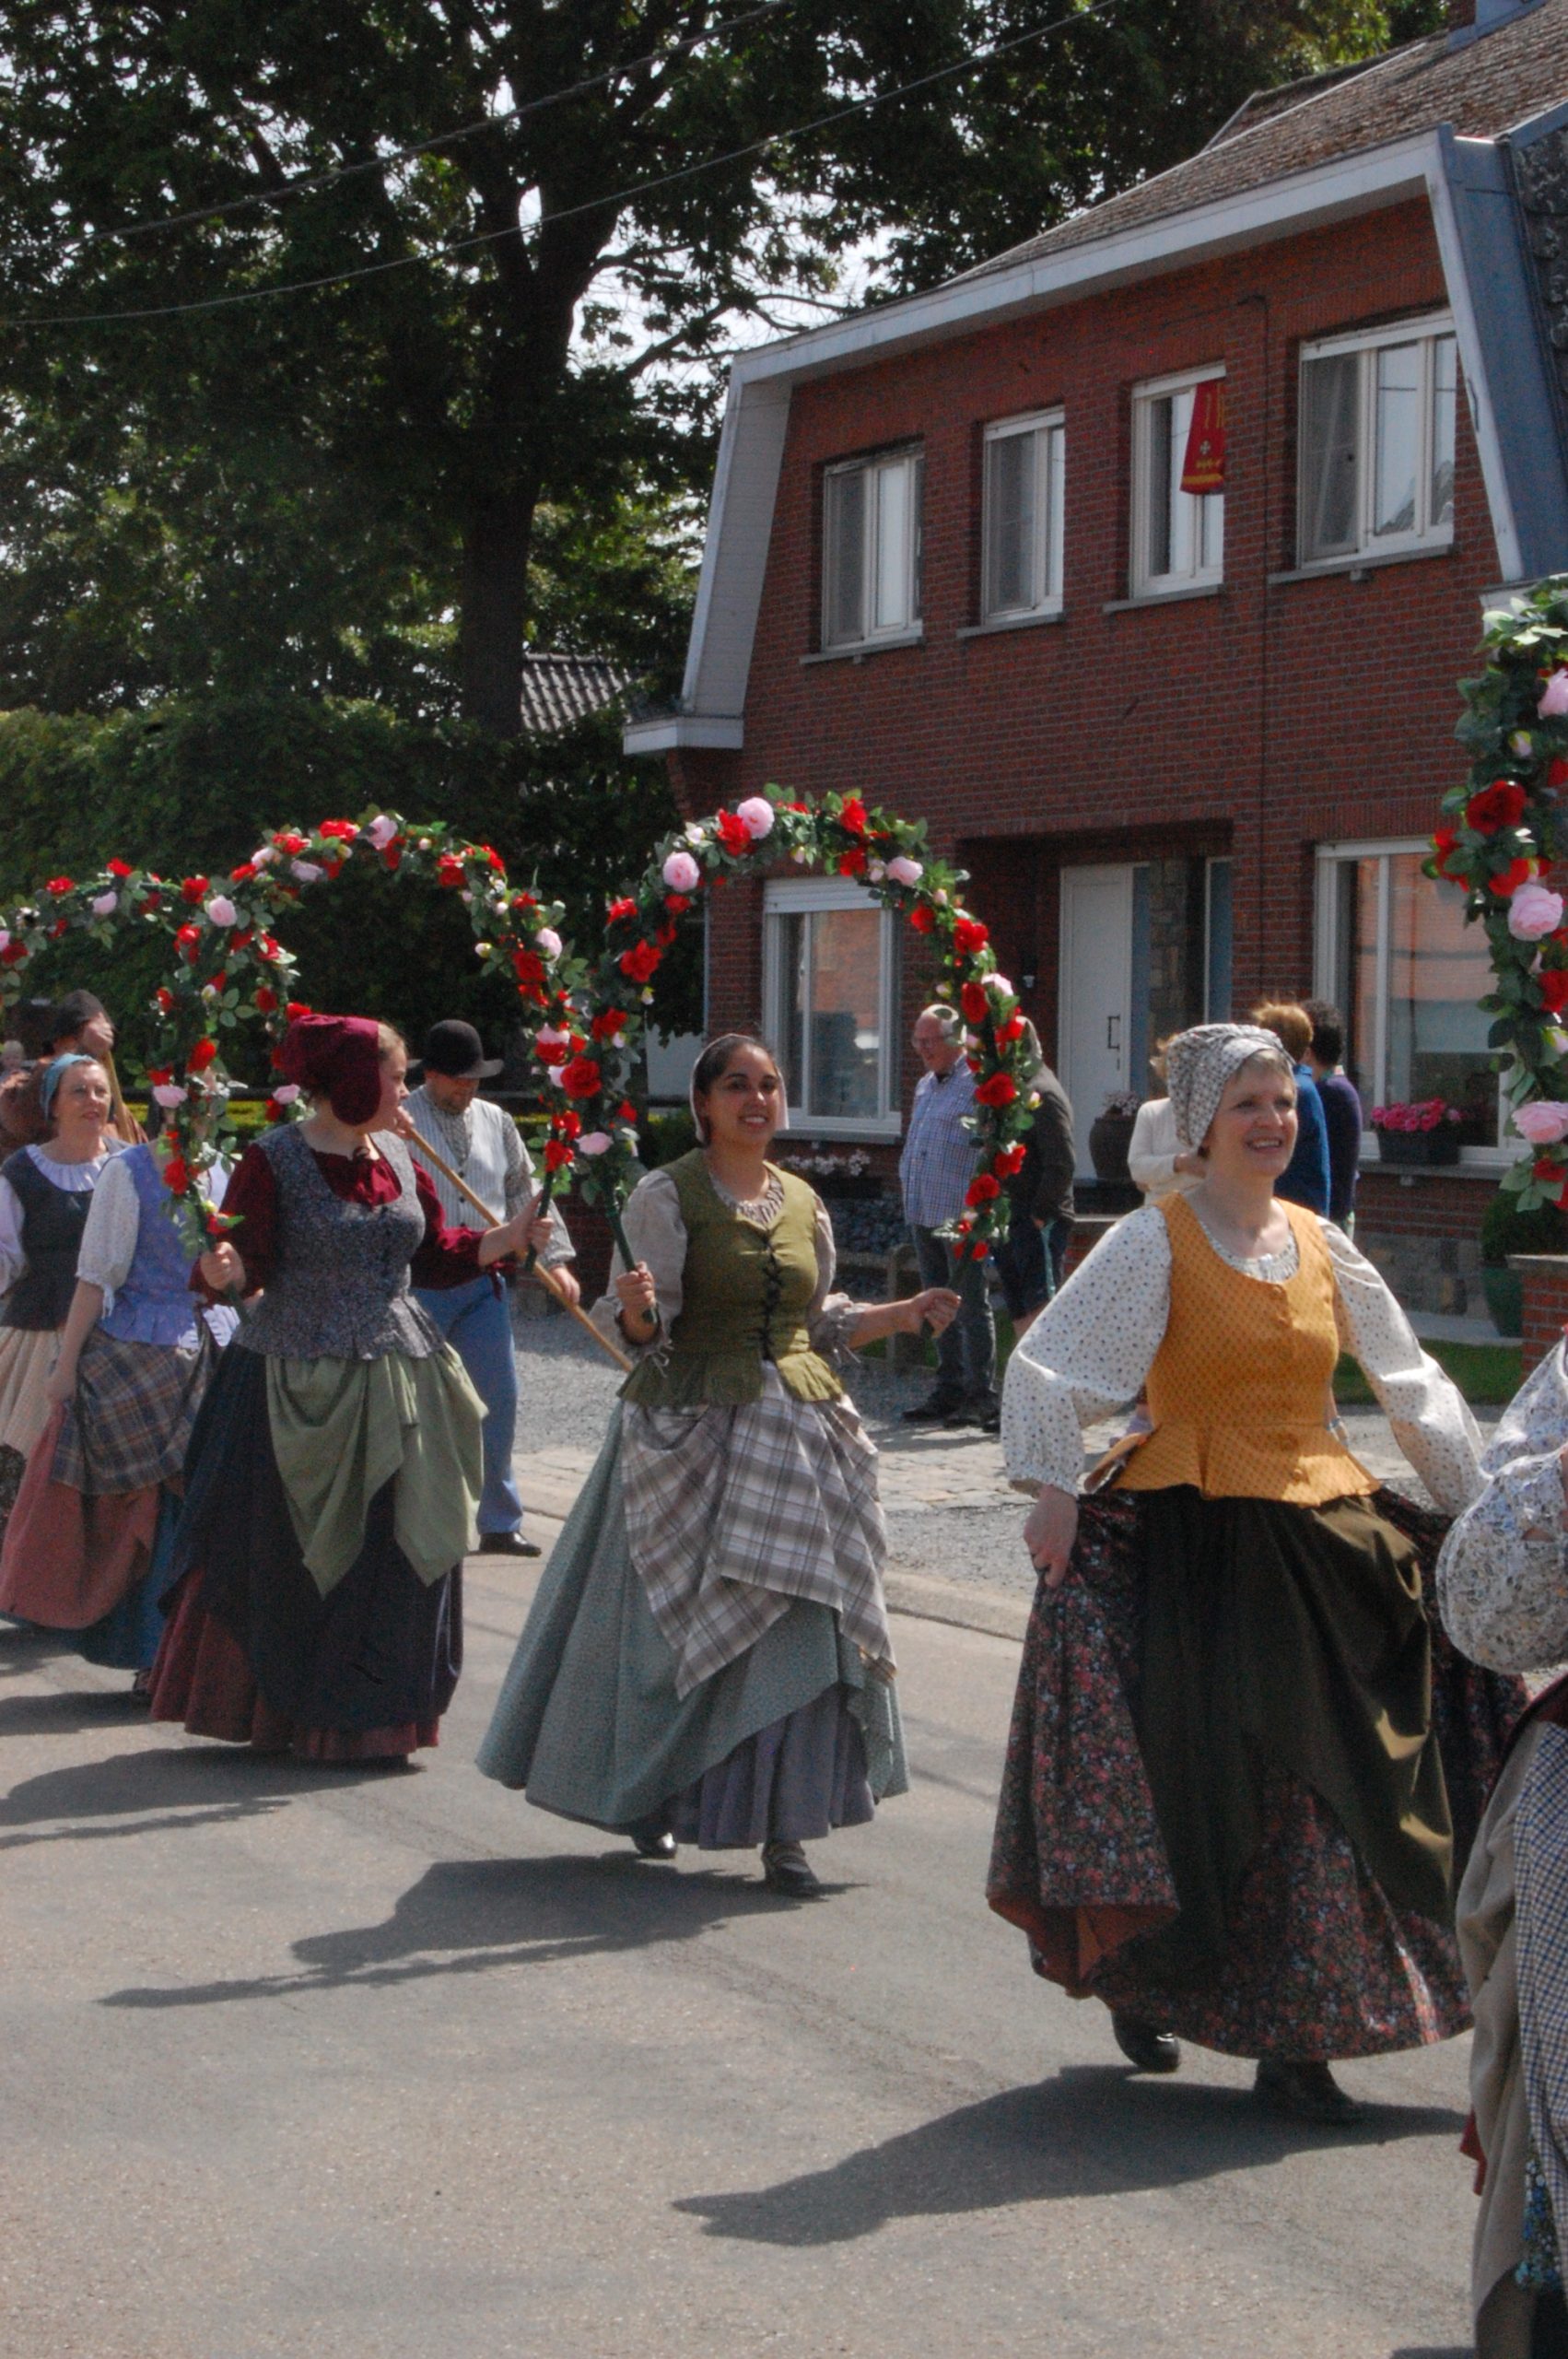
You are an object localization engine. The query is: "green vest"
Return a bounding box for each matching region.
[620,1151,844,1412]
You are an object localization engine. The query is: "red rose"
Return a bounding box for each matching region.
[275,831,306,856]
[1490,857,1539,898]
[257,933,282,962]
[619,941,661,983]
[146,1067,172,1086]
[186,1038,218,1072]
[965,1172,1001,1205]
[0,941,27,967]
[481,845,505,874]
[543,1137,575,1172]
[665,894,691,915]
[154,986,174,1011]
[512,950,545,987]
[254,985,278,1013]
[107,859,133,880]
[180,874,208,903]
[318,818,357,840]
[1552,757,1568,792]
[838,797,868,837]
[993,1144,1026,1178]
[284,1001,311,1023]
[553,1109,582,1140]
[437,855,465,889]
[175,922,202,960]
[997,1014,1025,1042]
[382,844,403,871]
[838,848,868,877]
[1467,780,1527,833]
[618,1100,638,1123]
[1536,1156,1564,1184]
[607,897,638,924]
[715,810,751,855]
[975,1072,1018,1109]
[591,1008,629,1041]
[953,917,989,957]
[511,891,537,914]
[960,982,989,1025]
[231,864,258,886]
[908,904,936,934]
[1432,827,1464,879]
[560,1056,603,1099]
[48,921,66,940]
[232,928,253,950]
[654,921,677,948]
[45,874,75,896]
[1541,969,1568,1015]
[162,1157,189,1194]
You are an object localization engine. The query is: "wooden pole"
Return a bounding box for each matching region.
[400,1126,634,1377]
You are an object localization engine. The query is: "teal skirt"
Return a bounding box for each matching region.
[475,1408,907,1841]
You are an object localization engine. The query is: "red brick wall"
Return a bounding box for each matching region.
[1518,1257,1568,1374]
[1355,1168,1496,1237]
[692,196,1499,1159]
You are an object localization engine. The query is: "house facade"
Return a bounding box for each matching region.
[626,0,1568,1312]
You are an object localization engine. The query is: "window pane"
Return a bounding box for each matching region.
[824,467,864,645]
[803,907,883,1120]
[1205,859,1233,1021]
[1385,854,1498,1144]
[872,457,912,631]
[1196,488,1223,573]
[1371,342,1421,539]
[1347,856,1380,1107]
[985,429,1036,614]
[1430,334,1457,534]
[778,912,807,1102]
[1301,352,1359,560]
[1147,394,1175,578]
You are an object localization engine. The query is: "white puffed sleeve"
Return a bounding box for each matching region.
[1437,1344,1568,1672]
[74,1154,143,1308]
[1000,1207,1171,1493]
[0,1169,26,1296]
[590,1168,687,1349]
[1322,1221,1483,1515]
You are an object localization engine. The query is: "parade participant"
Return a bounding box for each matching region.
[147,1015,553,1762]
[0,1133,235,1684]
[989,1022,1521,2124]
[50,989,144,1142]
[1437,1353,1568,2353]
[477,1034,959,1896]
[0,1054,119,1549]
[404,1018,579,1561]
[991,1022,1074,1346]
[1128,1044,1202,1204]
[1251,1001,1331,1215]
[899,1003,997,1428]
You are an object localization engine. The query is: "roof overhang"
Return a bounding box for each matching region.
[626,125,1548,756]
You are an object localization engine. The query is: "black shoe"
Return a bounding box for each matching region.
[1112,2011,1181,2074]
[760,1839,823,1897]
[629,1816,677,1860]
[476,1532,543,1558]
[901,1393,963,1425]
[942,1396,1000,1430]
[1254,2059,1364,2126]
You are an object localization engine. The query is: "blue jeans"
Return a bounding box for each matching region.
[415,1276,524,1536]
[909,1224,997,1405]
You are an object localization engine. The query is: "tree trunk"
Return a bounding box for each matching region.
[458,480,539,737]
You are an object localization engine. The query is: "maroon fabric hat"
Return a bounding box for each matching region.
[279,1014,383,1125]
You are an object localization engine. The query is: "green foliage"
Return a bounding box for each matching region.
[1332,1340,1523,1407]
[1480,1186,1568,1269]
[641,1108,698,1168]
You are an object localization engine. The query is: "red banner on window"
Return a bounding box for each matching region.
[1180,379,1226,496]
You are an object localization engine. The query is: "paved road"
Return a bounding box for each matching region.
[3,1531,1480,2358]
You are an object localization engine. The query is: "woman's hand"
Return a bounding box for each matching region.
[1023,1484,1079,1590]
[43,1356,77,1408]
[200,1241,246,1296]
[614,1262,659,1332]
[902,1286,961,1337]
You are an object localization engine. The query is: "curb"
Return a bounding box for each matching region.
[884,1568,1030,1643]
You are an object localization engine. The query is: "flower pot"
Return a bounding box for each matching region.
[1373,1128,1461,1168]
[1088,1110,1137,1184]
[1481,1266,1524,1340]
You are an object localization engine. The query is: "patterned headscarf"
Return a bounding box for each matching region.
[1164,1023,1292,1152]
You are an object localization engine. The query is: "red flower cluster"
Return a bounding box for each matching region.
[187,1039,218,1073]
[959,981,989,1025]
[715,811,751,855]
[907,904,936,934]
[975,1073,1018,1109]
[560,1057,603,1099]
[619,941,661,984]
[1468,780,1527,833]
[607,898,638,924]
[107,859,133,880]
[319,819,357,841]
[180,875,208,903]
[953,917,989,958]
[1490,857,1539,898]
[44,875,74,896]
[965,1172,1001,1206]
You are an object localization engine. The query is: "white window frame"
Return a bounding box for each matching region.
[981,408,1065,622]
[820,445,924,651]
[1129,363,1225,598]
[1314,835,1507,1168]
[1296,312,1457,567]
[762,876,903,1138]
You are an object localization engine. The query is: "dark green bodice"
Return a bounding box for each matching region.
[619,1150,843,1411]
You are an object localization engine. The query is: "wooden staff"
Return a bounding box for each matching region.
[400,1126,634,1377]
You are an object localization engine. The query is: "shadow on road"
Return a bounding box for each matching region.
[0,1738,411,1849]
[675,2066,1468,2242]
[98,1852,772,2010]
[0,1686,151,1738]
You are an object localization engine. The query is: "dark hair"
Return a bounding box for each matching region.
[1302,998,1343,1067]
[689,1033,784,1143]
[51,990,107,1041]
[13,998,57,1059]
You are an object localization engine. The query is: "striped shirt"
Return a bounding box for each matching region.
[899,1060,980,1228]
[402,1086,574,1264]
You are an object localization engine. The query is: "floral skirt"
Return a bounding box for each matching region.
[986,1485,1526,2060]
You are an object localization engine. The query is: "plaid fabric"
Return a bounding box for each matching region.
[50,1329,213,1496]
[622,1368,892,1697]
[898,1062,980,1228]
[1516,1724,1568,2290]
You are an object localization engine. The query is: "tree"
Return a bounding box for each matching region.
[0,0,1439,734]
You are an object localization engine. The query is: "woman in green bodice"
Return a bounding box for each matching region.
[477,1035,957,1895]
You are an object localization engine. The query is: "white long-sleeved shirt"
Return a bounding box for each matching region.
[1438,1344,1568,1672]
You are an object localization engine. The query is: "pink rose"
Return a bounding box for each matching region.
[290,859,324,884]
[90,892,118,917]
[152,1084,188,1109]
[1514,1101,1568,1145]
[204,894,239,928]
[578,1131,613,1156]
[1510,882,1566,940]
[735,797,775,840]
[534,927,562,961]
[662,850,700,894]
[1539,669,1568,720]
[884,856,924,887]
[365,815,399,850]
[272,1083,302,1105]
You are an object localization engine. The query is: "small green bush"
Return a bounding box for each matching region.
[1480,1188,1568,1267]
[642,1107,696,1167]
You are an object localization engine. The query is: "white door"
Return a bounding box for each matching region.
[1059,864,1134,1177]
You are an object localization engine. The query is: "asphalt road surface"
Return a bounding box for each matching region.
[2,1554,1478,2359]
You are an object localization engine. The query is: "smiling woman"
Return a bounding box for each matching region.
[987,1020,1526,2128]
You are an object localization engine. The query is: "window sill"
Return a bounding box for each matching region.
[782,1115,904,1142]
[1103,582,1223,615]
[956,609,1065,640]
[1270,541,1454,588]
[802,630,924,667]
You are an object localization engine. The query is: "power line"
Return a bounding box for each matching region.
[5,0,1121,329]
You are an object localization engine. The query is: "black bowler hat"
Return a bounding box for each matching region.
[417,1019,503,1081]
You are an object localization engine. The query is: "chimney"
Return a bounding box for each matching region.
[1449,0,1540,41]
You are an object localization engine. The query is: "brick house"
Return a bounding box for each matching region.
[625,0,1568,1313]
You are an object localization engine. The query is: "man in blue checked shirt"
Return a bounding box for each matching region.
[899,1003,999,1430]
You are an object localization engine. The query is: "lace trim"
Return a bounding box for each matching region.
[704,1163,785,1228]
[1188,1210,1300,1284]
